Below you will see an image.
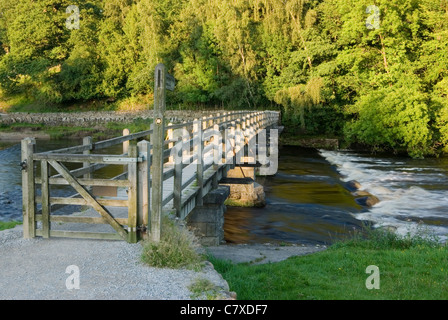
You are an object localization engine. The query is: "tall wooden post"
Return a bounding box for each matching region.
[150,63,167,242]
[137,140,151,240]
[127,144,138,243]
[21,137,36,239]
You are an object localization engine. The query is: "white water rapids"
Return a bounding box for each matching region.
[320,150,448,242]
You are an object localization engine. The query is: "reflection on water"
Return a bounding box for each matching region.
[224,147,365,245]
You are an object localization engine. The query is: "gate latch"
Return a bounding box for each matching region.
[19,160,27,171]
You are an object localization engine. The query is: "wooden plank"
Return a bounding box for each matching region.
[37,197,128,207]
[92,186,118,197]
[162,166,174,180]
[21,138,36,239]
[51,162,107,179]
[93,128,153,151]
[47,160,128,239]
[162,192,174,207]
[35,178,130,187]
[35,214,129,225]
[33,153,142,165]
[41,160,50,238]
[36,229,122,241]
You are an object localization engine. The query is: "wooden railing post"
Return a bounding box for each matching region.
[173,137,183,218]
[137,140,151,240]
[21,137,36,239]
[83,136,92,181]
[127,144,138,243]
[167,123,174,164]
[212,123,220,189]
[123,129,130,154]
[123,128,130,175]
[193,118,204,206]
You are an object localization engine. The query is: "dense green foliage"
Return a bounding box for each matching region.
[0,0,447,157]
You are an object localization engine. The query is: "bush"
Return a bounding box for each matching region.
[141,214,203,270]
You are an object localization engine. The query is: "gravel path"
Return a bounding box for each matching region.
[0,225,231,300]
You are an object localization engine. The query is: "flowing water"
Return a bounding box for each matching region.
[319,149,448,242]
[224,146,448,245]
[1,141,447,245]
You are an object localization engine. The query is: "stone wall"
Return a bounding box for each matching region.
[0,110,257,127]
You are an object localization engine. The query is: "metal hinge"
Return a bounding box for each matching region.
[137,225,147,232]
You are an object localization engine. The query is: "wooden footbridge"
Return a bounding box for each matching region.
[20,65,280,243]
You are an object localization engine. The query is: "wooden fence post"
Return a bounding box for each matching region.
[173,137,183,218]
[193,119,203,206]
[21,137,36,239]
[167,123,174,164]
[83,136,92,181]
[137,140,151,240]
[150,63,167,242]
[127,144,138,243]
[212,123,220,189]
[41,160,50,238]
[123,129,130,154]
[123,128,130,175]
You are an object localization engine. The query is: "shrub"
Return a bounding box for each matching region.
[141,214,203,270]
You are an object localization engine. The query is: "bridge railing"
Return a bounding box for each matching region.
[21,110,280,242]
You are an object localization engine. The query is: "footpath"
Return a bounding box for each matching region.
[0,224,325,300]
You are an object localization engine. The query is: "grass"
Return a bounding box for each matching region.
[208,227,448,300]
[0,220,22,231]
[140,214,204,270]
[188,278,221,300]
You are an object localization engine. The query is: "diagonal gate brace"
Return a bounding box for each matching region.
[48,160,128,240]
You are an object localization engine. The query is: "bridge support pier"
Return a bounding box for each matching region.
[186,185,230,246]
[221,162,266,208]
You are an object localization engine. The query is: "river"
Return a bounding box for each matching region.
[224,146,448,245]
[1,141,447,245]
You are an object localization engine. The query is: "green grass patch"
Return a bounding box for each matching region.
[188,277,221,300]
[141,214,204,270]
[208,228,448,300]
[0,220,22,231]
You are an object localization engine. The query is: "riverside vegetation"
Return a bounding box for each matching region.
[208,227,448,300]
[0,0,448,158]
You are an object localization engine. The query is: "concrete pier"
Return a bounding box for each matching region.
[186,185,230,246]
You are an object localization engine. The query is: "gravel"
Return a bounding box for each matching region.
[0,225,231,300]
